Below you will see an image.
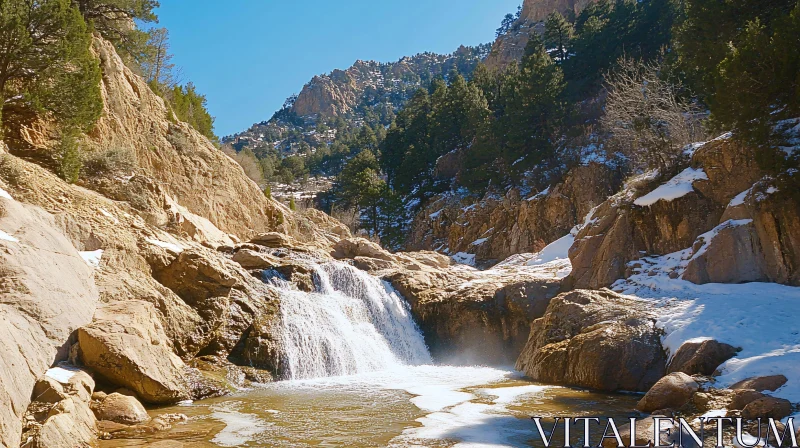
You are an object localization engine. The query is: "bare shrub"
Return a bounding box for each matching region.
[83,146,137,177]
[601,57,707,172]
[221,144,263,184]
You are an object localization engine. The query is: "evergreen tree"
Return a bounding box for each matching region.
[73,0,158,58]
[544,12,574,62]
[0,0,102,137]
[264,184,272,199]
[288,196,297,211]
[168,83,218,143]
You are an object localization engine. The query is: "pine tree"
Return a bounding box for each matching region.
[74,0,158,59]
[288,196,297,211]
[0,0,102,138]
[544,12,574,62]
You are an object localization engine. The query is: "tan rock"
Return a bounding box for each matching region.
[32,377,68,404]
[742,396,793,420]
[31,397,97,448]
[682,220,770,284]
[636,372,700,413]
[731,375,788,392]
[332,237,395,261]
[93,393,150,425]
[667,339,739,375]
[78,301,190,404]
[249,232,294,248]
[0,197,98,447]
[232,248,279,270]
[516,289,666,392]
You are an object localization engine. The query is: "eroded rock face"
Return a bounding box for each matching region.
[516,289,666,392]
[0,195,98,448]
[78,301,190,404]
[407,163,620,266]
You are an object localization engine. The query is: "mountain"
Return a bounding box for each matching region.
[223,44,490,158]
[484,0,599,70]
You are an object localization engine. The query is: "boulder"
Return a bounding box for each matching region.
[728,389,766,410]
[332,237,395,261]
[30,397,98,448]
[667,339,739,375]
[249,232,294,248]
[602,416,700,448]
[32,377,68,404]
[682,220,770,284]
[78,301,190,404]
[636,372,700,413]
[731,375,788,392]
[742,396,793,420]
[93,393,150,425]
[231,248,279,270]
[516,290,666,392]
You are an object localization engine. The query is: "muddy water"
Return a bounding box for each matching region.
[101,366,639,448]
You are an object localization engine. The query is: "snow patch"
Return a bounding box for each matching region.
[45,366,80,384]
[451,252,476,266]
[470,237,489,246]
[0,230,18,243]
[0,187,13,201]
[634,167,709,207]
[429,209,443,219]
[145,238,184,254]
[80,249,103,268]
[526,186,550,201]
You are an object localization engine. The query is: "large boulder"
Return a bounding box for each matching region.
[92,393,150,425]
[78,301,190,404]
[742,396,793,420]
[332,237,395,262]
[0,194,98,448]
[667,339,739,376]
[636,372,699,413]
[730,375,788,392]
[516,289,666,392]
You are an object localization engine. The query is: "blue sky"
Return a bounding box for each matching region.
[154,1,521,137]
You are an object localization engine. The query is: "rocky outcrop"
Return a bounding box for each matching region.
[515,289,666,392]
[330,237,564,364]
[407,162,620,266]
[78,301,190,404]
[21,368,98,448]
[566,136,800,288]
[0,185,98,448]
[484,0,599,70]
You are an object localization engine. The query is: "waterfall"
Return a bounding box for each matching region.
[270,261,432,380]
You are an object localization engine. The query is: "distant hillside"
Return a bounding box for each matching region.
[223,44,490,160]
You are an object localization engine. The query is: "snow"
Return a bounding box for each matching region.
[145,238,184,254]
[526,186,550,201]
[79,250,103,268]
[451,252,476,266]
[0,230,18,243]
[634,167,709,207]
[615,249,800,403]
[728,188,752,208]
[470,237,489,246]
[493,233,574,279]
[0,187,13,201]
[99,208,120,224]
[683,141,707,157]
[45,366,80,384]
[429,209,443,219]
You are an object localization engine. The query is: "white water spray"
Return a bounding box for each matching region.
[271,261,432,379]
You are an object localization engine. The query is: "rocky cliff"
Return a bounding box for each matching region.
[484,0,598,70]
[0,36,351,448]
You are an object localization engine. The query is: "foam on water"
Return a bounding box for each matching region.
[210,402,271,447]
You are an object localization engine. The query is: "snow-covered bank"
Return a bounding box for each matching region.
[616,266,800,402]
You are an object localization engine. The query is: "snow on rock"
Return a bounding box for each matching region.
[634,167,709,207]
[728,187,752,208]
[79,249,104,268]
[615,252,800,403]
[429,209,443,219]
[526,186,550,201]
[451,252,476,266]
[494,233,574,279]
[145,238,184,254]
[45,366,80,384]
[470,237,489,246]
[0,230,18,243]
[99,208,120,225]
[0,187,13,201]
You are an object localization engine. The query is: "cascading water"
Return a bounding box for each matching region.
[268,260,432,380]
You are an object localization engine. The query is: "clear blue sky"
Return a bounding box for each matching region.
[154,0,521,137]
